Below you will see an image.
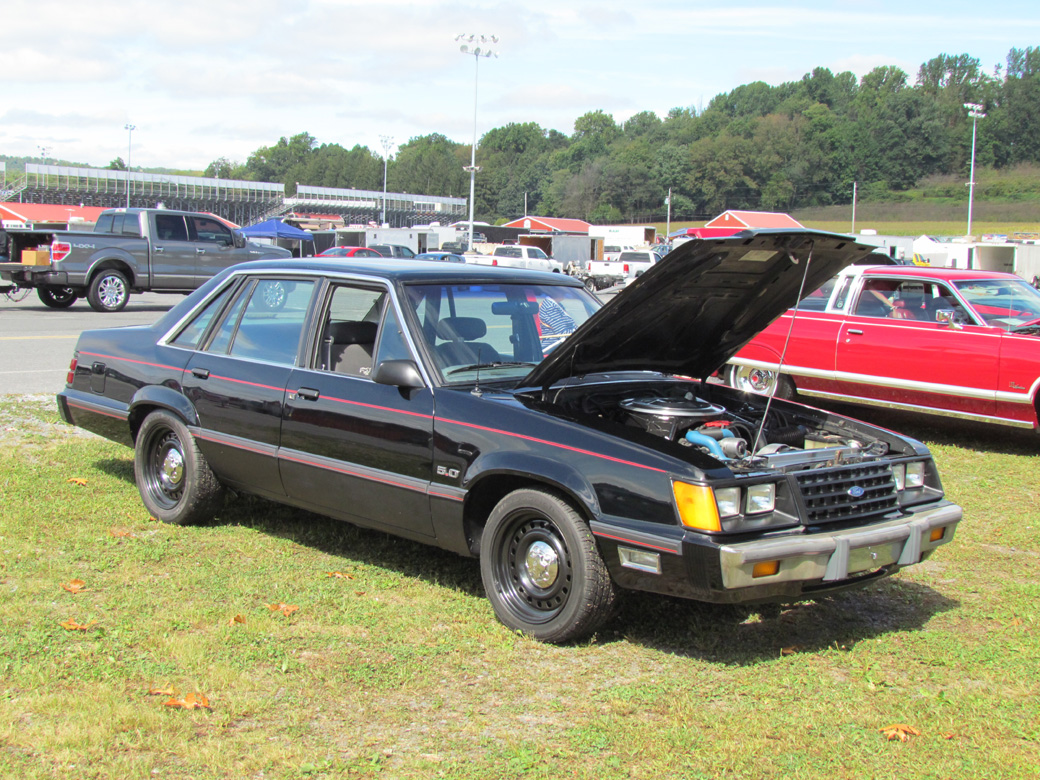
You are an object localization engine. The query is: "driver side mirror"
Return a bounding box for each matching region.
[372,359,425,389]
[233,230,246,249]
[935,309,963,330]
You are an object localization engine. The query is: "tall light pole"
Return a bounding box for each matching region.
[124,123,136,208]
[456,33,498,251]
[380,135,394,226]
[964,103,985,239]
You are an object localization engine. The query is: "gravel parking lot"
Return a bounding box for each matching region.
[0,291,174,395]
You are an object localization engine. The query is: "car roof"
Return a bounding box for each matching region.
[214,257,583,286]
[849,264,1024,282]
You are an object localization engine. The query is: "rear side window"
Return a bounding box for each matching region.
[121,215,141,236]
[155,215,189,242]
[618,251,652,263]
[95,214,114,233]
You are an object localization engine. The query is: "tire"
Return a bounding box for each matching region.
[726,364,795,400]
[87,269,130,312]
[134,410,223,525]
[480,488,617,643]
[583,277,597,292]
[37,286,78,309]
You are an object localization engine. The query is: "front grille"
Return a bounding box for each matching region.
[794,462,899,525]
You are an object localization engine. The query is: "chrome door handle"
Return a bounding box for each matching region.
[191,367,210,379]
[847,329,864,335]
[296,387,320,401]
[196,248,206,254]
[154,247,165,254]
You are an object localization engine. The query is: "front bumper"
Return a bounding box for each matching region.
[714,501,961,590]
[596,500,962,603]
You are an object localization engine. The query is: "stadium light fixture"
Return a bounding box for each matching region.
[964,103,985,239]
[380,135,395,226]
[124,123,136,208]
[455,34,498,251]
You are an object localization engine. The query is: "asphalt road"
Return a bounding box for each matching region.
[0,290,175,395]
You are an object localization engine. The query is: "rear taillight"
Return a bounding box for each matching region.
[66,357,78,385]
[51,241,71,262]
[492,259,498,266]
[623,263,630,274]
[587,261,592,271]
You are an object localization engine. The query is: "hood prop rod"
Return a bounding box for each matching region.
[751,243,814,454]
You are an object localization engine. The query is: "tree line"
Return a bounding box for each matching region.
[203,47,1040,224]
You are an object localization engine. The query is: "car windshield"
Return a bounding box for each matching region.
[403,282,601,383]
[953,278,1040,329]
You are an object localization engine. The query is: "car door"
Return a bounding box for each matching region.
[279,281,436,537]
[190,215,243,285]
[180,276,318,497]
[150,213,196,289]
[834,276,999,417]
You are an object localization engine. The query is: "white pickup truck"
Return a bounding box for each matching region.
[467,245,562,273]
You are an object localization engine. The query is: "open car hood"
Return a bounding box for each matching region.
[523,229,876,389]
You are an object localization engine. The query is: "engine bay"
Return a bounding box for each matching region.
[547,379,895,471]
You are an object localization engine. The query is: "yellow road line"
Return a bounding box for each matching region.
[0,334,78,341]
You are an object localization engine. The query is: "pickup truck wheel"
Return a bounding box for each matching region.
[37,286,78,308]
[134,410,223,525]
[480,489,617,643]
[583,277,598,292]
[726,364,795,400]
[87,270,129,312]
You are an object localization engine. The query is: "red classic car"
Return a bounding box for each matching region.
[725,264,1040,431]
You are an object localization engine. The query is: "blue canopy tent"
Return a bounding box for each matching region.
[240,219,314,256]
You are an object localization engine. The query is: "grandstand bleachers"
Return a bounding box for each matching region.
[7,164,467,228]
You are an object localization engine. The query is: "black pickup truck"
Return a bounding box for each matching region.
[0,208,291,312]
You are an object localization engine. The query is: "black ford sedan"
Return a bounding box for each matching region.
[58,230,962,642]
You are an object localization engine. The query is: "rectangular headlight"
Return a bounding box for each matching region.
[745,484,776,515]
[892,464,905,491]
[714,487,741,518]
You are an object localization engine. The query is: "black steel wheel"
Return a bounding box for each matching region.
[87,269,130,312]
[480,488,617,643]
[37,286,78,308]
[134,410,223,525]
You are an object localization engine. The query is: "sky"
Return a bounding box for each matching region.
[2,0,1037,174]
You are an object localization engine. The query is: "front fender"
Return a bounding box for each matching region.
[464,451,600,517]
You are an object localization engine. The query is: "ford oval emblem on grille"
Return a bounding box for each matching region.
[848,486,865,498]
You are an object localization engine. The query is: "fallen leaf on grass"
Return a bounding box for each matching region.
[879,723,921,742]
[109,527,135,538]
[229,614,246,625]
[1009,618,1022,627]
[780,645,803,656]
[164,692,211,710]
[148,686,177,696]
[59,619,97,631]
[268,603,299,617]
[61,579,87,594]
[327,571,355,579]
[67,478,88,486]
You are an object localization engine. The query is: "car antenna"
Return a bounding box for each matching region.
[751,243,814,454]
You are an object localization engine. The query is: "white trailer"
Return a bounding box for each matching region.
[588,224,657,248]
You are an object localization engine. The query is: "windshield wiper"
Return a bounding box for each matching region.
[446,361,536,376]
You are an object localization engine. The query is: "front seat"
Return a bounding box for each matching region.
[435,316,502,366]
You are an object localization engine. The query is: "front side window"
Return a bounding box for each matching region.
[404,282,601,383]
[192,216,233,246]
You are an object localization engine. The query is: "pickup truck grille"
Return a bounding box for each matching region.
[794,462,899,525]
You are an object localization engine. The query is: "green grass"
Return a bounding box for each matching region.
[1,395,1038,779]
